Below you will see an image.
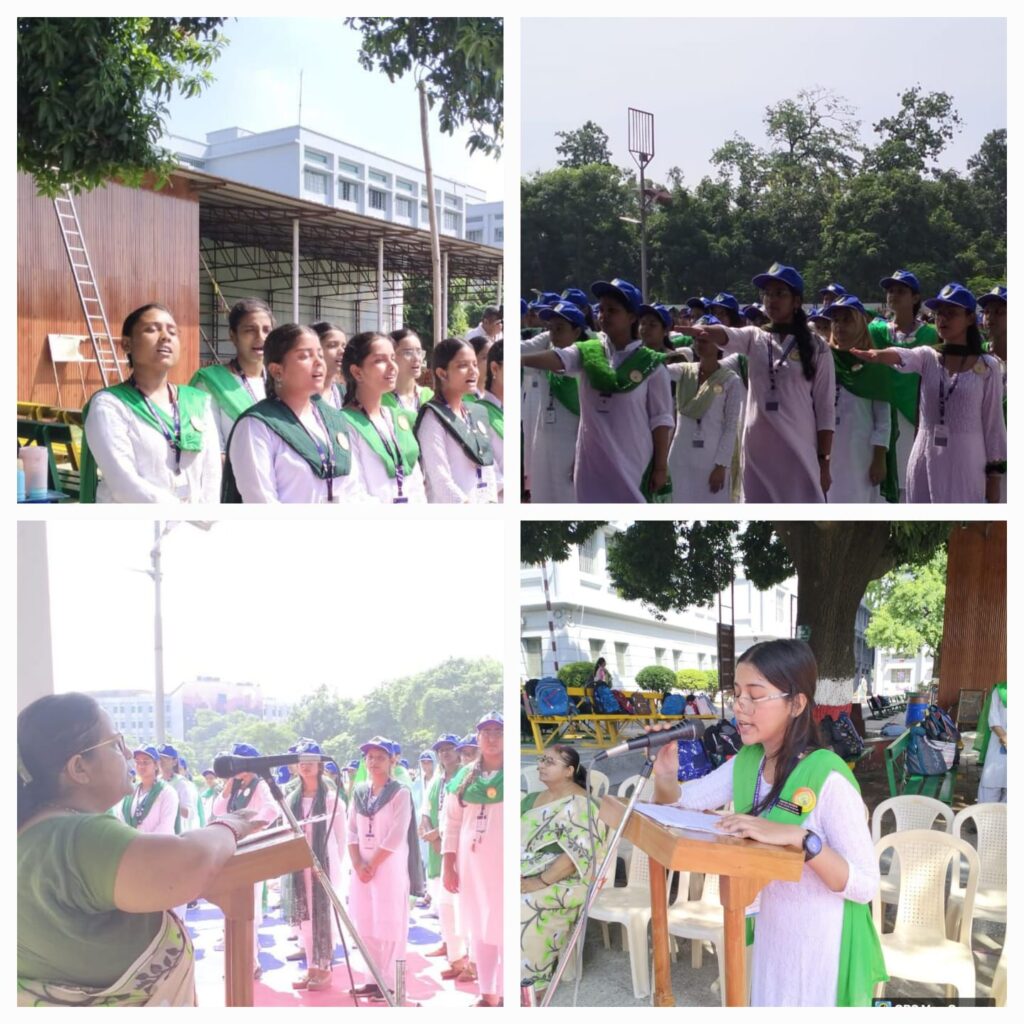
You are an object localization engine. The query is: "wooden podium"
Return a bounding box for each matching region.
[600,796,804,1007]
[202,828,313,1006]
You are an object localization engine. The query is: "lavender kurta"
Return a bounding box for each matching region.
[443,782,502,947]
[829,389,891,504]
[892,348,1006,503]
[346,787,412,945]
[719,326,835,503]
[554,337,674,503]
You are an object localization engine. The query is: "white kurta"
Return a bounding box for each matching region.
[168,775,198,832]
[116,782,179,834]
[978,689,1007,801]
[521,331,554,490]
[227,415,370,503]
[84,391,222,503]
[347,410,428,504]
[828,387,891,504]
[416,409,499,503]
[479,391,505,500]
[525,365,580,504]
[192,373,265,452]
[296,786,348,964]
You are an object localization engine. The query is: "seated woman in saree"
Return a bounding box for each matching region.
[17,693,265,1006]
[520,745,608,1001]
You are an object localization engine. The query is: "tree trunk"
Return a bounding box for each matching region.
[418,80,443,347]
[775,522,897,715]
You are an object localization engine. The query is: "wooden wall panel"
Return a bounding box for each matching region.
[18,173,200,409]
[938,521,1006,707]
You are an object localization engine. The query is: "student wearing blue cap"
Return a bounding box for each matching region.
[523,302,589,503]
[708,293,745,329]
[979,286,1007,365]
[157,744,198,834]
[522,277,675,502]
[818,283,848,309]
[686,263,836,502]
[638,303,676,354]
[117,745,180,835]
[414,338,498,503]
[853,283,1006,502]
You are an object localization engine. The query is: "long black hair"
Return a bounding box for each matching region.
[485,340,503,392]
[736,640,823,816]
[341,331,391,404]
[550,744,587,789]
[228,298,274,334]
[785,295,817,382]
[18,693,105,827]
[431,337,474,394]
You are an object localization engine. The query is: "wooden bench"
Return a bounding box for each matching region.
[522,685,718,753]
[883,729,957,806]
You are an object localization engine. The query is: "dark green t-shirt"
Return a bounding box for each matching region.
[18,814,163,987]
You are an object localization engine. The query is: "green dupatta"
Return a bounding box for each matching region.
[732,744,888,1007]
[476,397,505,439]
[341,407,419,477]
[974,682,1007,765]
[446,762,503,804]
[413,398,494,467]
[188,363,259,422]
[574,338,665,393]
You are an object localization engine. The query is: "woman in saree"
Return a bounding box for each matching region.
[520,744,608,1001]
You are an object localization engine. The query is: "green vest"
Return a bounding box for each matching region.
[382,387,434,413]
[341,407,420,477]
[189,363,260,422]
[575,338,664,393]
[221,396,353,502]
[414,399,495,467]
[79,382,211,503]
[732,744,888,1006]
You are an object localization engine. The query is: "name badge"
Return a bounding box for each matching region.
[531,378,539,388]
[934,426,949,448]
[766,400,779,412]
[545,408,557,424]
[692,439,704,449]
[596,393,612,414]
[776,798,804,815]
[834,415,841,427]
[175,482,192,502]
[393,496,409,504]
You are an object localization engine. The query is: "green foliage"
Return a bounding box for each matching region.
[521,521,606,565]
[676,669,719,693]
[182,710,294,777]
[556,662,597,688]
[18,17,227,197]
[867,86,962,176]
[635,665,676,693]
[555,120,613,168]
[864,548,947,657]
[347,18,502,156]
[448,301,470,338]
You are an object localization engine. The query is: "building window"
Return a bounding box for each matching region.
[578,533,599,574]
[443,210,460,232]
[467,229,483,243]
[338,179,359,202]
[304,170,328,195]
[495,227,503,242]
[368,169,389,184]
[588,638,605,662]
[892,668,912,684]
[776,588,785,621]
[614,642,629,678]
[698,652,706,669]
[369,188,387,211]
[444,192,460,208]
[655,647,665,666]
[339,159,361,177]
[672,649,682,670]
[395,196,413,217]
[396,178,415,193]
[523,637,543,678]
[305,148,330,167]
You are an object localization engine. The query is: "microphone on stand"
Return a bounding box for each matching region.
[593,720,705,761]
[212,751,331,779]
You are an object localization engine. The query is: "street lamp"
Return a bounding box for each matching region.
[628,107,655,299]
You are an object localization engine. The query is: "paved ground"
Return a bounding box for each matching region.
[521,708,1004,1006]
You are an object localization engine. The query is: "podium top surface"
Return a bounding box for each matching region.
[601,795,804,883]
[202,828,313,899]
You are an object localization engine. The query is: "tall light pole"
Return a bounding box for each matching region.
[628,107,655,300]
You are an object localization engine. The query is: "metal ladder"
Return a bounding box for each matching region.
[52,188,125,387]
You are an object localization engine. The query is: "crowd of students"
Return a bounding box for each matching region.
[521,268,1007,504]
[81,300,504,503]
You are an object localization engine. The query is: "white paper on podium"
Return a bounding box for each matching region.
[634,802,726,834]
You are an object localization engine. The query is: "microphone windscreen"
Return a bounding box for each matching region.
[212,754,237,779]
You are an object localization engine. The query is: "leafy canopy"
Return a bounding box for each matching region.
[555,120,613,168]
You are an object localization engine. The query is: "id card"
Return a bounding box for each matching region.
[692,439,705,449]
[766,400,779,413]
[934,426,949,448]
[545,407,557,424]
[393,496,409,504]
[175,481,192,502]
[834,415,841,427]
[596,393,613,414]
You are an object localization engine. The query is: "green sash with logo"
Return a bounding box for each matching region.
[414,399,494,467]
[79,383,210,503]
[733,744,888,1006]
[546,373,581,416]
[446,763,503,804]
[189,363,259,422]
[867,319,940,430]
[120,779,169,830]
[575,338,664,393]
[221,396,353,502]
[476,397,505,440]
[382,387,434,413]
[341,407,419,478]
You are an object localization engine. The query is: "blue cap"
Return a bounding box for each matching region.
[273,765,291,785]
[133,745,159,762]
[295,739,322,755]
[695,314,722,326]
[346,759,360,771]
[561,287,590,309]
[752,262,804,294]
[157,743,179,761]
[359,735,392,756]
[978,285,1007,307]
[685,296,709,310]
[325,760,339,773]
[232,742,260,758]
[538,291,563,306]
[637,303,672,330]
[924,282,977,313]
[456,733,480,750]
[880,269,921,293]
[591,278,643,314]
[202,767,216,777]
[476,710,504,729]
[432,732,460,751]
[419,750,436,763]
[821,295,869,319]
[527,301,548,313]
[741,303,766,320]
[807,306,829,321]
[399,758,409,768]
[818,282,847,299]
[539,301,585,327]
[520,298,527,316]
[708,292,740,314]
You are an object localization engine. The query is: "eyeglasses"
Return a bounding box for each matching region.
[730,692,791,712]
[77,733,129,758]
[537,755,570,767]
[396,349,425,360]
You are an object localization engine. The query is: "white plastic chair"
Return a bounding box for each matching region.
[872,829,980,1000]
[946,803,1006,939]
[870,795,954,906]
[587,768,610,800]
[666,870,727,1003]
[990,930,1007,1007]
[589,847,655,998]
[614,775,655,876]
[521,764,543,794]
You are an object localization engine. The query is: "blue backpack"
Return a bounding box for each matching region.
[906,725,948,777]
[661,692,686,717]
[593,683,619,714]
[534,677,570,716]
[677,738,712,781]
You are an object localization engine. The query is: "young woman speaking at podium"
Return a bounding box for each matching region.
[649,639,886,1006]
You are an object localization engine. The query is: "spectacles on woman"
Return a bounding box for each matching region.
[396,348,425,360]
[537,755,571,767]
[730,692,791,712]
[76,733,129,758]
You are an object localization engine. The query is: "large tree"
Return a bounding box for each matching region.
[521,521,952,708]
[554,120,612,168]
[18,17,228,197]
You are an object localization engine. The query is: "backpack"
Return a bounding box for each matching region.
[693,693,716,716]
[702,720,742,768]
[834,712,865,758]
[677,738,713,781]
[820,714,862,761]
[906,725,949,777]
[534,677,570,717]
[632,695,653,715]
[612,689,635,715]
[661,692,686,717]
[923,705,961,766]
[593,683,620,715]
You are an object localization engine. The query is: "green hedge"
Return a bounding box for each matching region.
[635,665,676,693]
[676,669,719,692]
[557,661,597,688]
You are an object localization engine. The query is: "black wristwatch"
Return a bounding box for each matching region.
[802,829,823,861]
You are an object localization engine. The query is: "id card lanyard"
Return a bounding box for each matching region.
[293,400,336,501]
[230,359,266,402]
[765,335,798,412]
[936,357,962,448]
[440,394,486,490]
[471,803,489,852]
[358,404,406,503]
[131,376,182,474]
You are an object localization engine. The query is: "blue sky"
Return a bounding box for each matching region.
[166,18,503,200]
[522,18,1006,184]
